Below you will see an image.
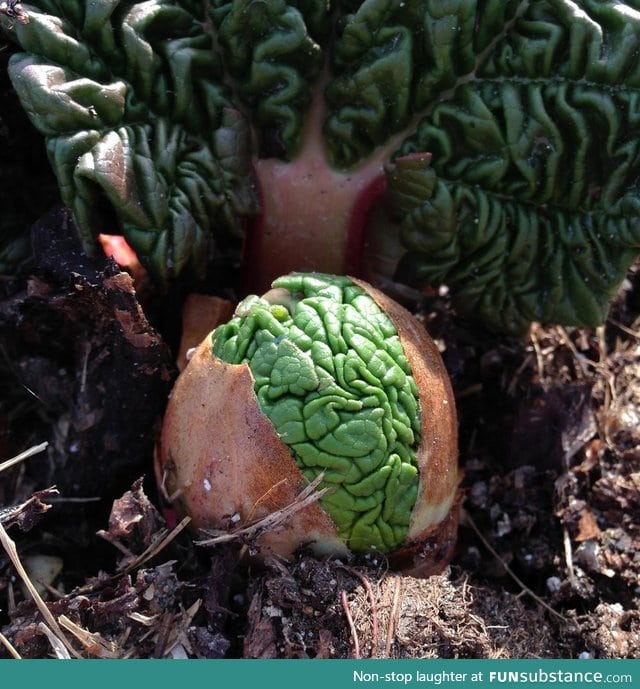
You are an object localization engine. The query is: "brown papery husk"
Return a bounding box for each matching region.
[156,275,461,576]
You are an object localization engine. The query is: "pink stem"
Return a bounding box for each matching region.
[243,80,388,293]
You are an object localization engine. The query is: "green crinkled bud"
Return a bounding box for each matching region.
[211,273,421,552]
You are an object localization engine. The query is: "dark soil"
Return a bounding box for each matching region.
[1,245,638,658]
[0,45,639,658]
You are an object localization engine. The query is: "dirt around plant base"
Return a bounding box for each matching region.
[1,258,639,658]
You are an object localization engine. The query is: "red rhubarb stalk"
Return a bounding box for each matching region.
[246,86,390,292]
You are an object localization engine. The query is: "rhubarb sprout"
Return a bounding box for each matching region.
[157,273,461,575]
[211,273,421,552]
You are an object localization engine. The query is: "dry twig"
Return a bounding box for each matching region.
[607,317,640,340]
[196,474,328,547]
[58,615,122,658]
[37,623,71,659]
[529,324,548,389]
[384,575,404,658]
[0,631,21,659]
[562,526,576,587]
[0,441,48,474]
[121,516,191,574]
[341,590,360,659]
[0,520,81,657]
[160,599,201,658]
[340,565,379,657]
[463,509,566,622]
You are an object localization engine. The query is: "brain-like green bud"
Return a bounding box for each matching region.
[210,273,421,552]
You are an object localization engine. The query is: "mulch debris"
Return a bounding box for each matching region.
[0,227,639,658]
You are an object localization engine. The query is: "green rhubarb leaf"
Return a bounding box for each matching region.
[2,0,258,282]
[387,1,640,332]
[211,273,421,553]
[3,0,640,333]
[213,0,325,157]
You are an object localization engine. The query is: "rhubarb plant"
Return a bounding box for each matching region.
[3,1,640,333]
[157,272,461,574]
